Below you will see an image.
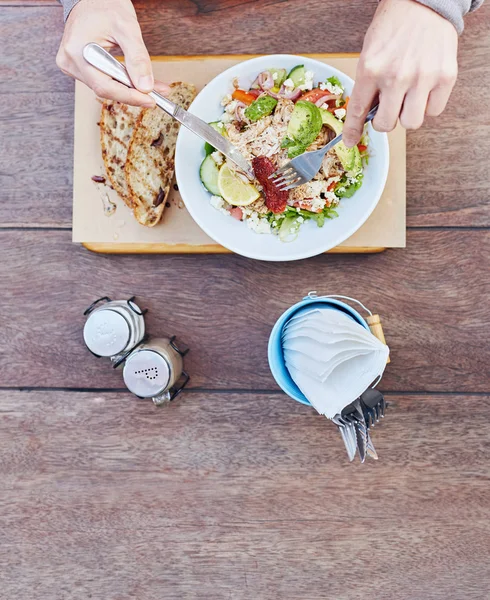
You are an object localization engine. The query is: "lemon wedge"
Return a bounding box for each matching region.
[217,164,260,206]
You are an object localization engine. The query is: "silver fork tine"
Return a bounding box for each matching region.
[269,166,294,180]
[274,174,295,186]
[279,179,304,191]
[277,181,300,191]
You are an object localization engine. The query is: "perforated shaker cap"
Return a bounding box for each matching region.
[123,349,171,398]
[83,309,130,357]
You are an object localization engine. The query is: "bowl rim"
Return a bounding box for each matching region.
[175,54,390,262]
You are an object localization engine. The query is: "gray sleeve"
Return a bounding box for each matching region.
[58,0,81,21]
[413,0,484,33]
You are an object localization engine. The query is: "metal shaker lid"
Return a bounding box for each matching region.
[83,309,130,357]
[123,349,171,398]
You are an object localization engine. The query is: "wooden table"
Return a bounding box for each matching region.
[1,1,489,598]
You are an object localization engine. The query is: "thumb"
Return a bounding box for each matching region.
[118,28,154,93]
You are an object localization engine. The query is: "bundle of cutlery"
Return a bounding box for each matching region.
[332,389,386,462]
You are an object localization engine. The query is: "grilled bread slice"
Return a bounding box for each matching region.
[100,101,142,208]
[125,82,196,227]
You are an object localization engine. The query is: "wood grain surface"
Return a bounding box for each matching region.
[1,390,490,600]
[1,1,490,598]
[1,228,489,391]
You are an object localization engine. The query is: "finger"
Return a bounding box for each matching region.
[426,83,453,117]
[83,69,156,107]
[372,88,405,133]
[117,25,154,93]
[154,80,171,96]
[399,86,430,130]
[343,75,378,147]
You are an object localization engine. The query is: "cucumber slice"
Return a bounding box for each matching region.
[200,155,221,195]
[287,65,306,88]
[204,121,227,156]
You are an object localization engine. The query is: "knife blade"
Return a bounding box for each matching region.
[171,104,254,176]
[83,43,254,178]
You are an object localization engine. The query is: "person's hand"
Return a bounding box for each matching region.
[343,0,458,147]
[56,0,169,107]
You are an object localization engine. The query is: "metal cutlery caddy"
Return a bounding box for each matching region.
[83,296,190,406]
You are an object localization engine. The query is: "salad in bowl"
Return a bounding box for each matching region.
[175,55,389,261]
[199,65,368,242]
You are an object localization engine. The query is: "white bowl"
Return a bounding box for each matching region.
[175,55,389,262]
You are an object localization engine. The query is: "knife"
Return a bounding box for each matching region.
[82,43,254,178]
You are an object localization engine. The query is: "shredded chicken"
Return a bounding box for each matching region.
[321,152,343,179]
[224,100,347,213]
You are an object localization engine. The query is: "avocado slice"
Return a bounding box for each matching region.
[283,101,323,158]
[320,109,362,174]
[287,101,323,145]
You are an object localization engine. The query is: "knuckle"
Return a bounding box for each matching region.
[372,118,395,133]
[348,104,366,120]
[361,56,382,79]
[113,12,133,30]
[385,69,412,88]
[55,51,69,71]
[400,115,423,130]
[425,106,442,117]
[92,84,108,99]
[62,41,78,60]
[417,67,438,84]
[128,52,150,67]
[439,67,458,86]
[342,125,359,138]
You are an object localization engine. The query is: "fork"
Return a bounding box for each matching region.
[270,104,379,191]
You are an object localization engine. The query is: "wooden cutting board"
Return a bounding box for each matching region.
[72,54,406,254]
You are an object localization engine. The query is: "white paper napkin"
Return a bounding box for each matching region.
[283,306,389,418]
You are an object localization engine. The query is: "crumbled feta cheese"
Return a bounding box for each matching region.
[325,191,338,205]
[310,196,326,212]
[307,180,327,198]
[283,78,295,90]
[297,216,305,224]
[210,195,231,217]
[226,100,239,114]
[326,176,341,188]
[272,72,278,81]
[221,112,233,124]
[211,152,224,166]
[336,186,346,194]
[334,108,346,120]
[298,70,314,91]
[246,212,271,234]
[320,81,343,95]
[221,94,233,106]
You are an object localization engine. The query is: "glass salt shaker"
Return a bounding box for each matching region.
[83,296,147,363]
[123,337,190,406]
